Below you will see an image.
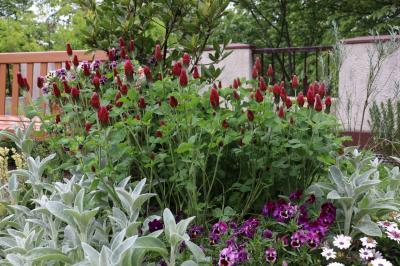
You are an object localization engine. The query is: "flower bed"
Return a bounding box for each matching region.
[0,39,398,266]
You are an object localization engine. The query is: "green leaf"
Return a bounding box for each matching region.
[26,247,70,264]
[176,143,194,154]
[354,220,382,237]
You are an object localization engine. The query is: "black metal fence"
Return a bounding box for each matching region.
[252,45,334,95]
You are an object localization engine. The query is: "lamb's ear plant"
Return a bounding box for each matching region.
[0,136,207,266]
[0,121,36,157]
[309,148,399,237]
[8,153,56,198]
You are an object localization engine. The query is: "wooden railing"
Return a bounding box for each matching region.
[0,50,108,116]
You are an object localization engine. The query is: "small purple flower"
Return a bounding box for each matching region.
[306,231,320,249]
[226,237,237,247]
[148,219,163,232]
[262,201,276,217]
[189,225,204,239]
[175,210,185,223]
[219,246,237,266]
[320,202,336,216]
[100,76,108,85]
[178,241,186,253]
[298,205,309,226]
[239,217,260,238]
[228,220,238,230]
[236,245,248,263]
[42,86,49,94]
[158,259,167,266]
[109,61,117,70]
[306,194,316,204]
[91,60,101,70]
[289,189,303,201]
[272,202,297,222]
[55,68,66,77]
[318,212,335,227]
[212,221,228,236]
[148,55,157,66]
[306,221,328,239]
[262,229,273,239]
[265,247,277,263]
[277,235,289,246]
[290,230,307,248]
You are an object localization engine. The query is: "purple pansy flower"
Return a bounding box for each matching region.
[148,219,163,232]
[262,229,273,239]
[265,247,277,263]
[289,189,303,201]
[239,217,260,238]
[189,225,204,239]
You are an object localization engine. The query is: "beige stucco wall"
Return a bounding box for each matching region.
[337,40,400,131]
[199,44,253,88]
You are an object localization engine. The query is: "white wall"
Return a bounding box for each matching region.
[337,37,400,131]
[199,43,253,88]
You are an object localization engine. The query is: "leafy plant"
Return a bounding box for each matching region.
[25,39,343,222]
[309,148,400,237]
[0,145,208,265]
[369,99,400,156]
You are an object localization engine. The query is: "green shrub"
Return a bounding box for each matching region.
[26,41,343,221]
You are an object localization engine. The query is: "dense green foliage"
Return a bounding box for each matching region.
[369,99,400,156]
[1,0,399,53]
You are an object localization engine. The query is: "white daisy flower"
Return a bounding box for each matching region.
[377,220,398,231]
[386,229,400,243]
[333,234,352,250]
[359,248,374,260]
[371,258,393,266]
[374,251,383,259]
[360,236,377,248]
[327,263,345,266]
[321,247,336,260]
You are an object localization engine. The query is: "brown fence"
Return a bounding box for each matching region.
[0,50,107,116]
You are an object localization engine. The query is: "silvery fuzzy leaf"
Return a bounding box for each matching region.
[132,179,147,196]
[115,189,133,214]
[37,153,56,177]
[99,246,112,266]
[181,260,198,266]
[328,166,346,193]
[0,237,16,248]
[184,240,207,263]
[109,207,128,228]
[162,208,176,243]
[131,236,168,266]
[176,216,195,236]
[110,235,138,265]
[25,247,70,264]
[117,176,132,189]
[111,229,126,251]
[9,205,31,216]
[354,218,382,237]
[46,201,75,226]
[74,189,85,213]
[5,253,26,266]
[126,222,141,237]
[132,194,156,210]
[8,175,18,191]
[64,225,80,247]
[82,242,100,265]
